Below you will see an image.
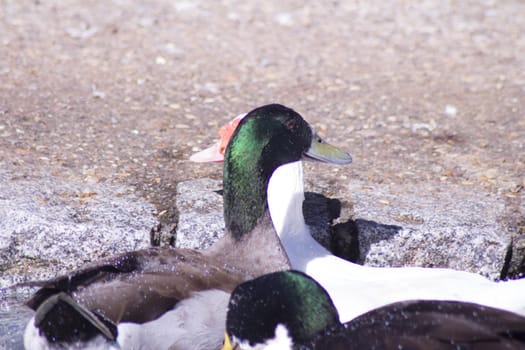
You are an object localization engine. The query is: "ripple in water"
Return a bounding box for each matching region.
[0,289,35,350]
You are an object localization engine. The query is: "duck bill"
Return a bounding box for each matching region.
[189,143,224,162]
[221,333,237,350]
[305,134,352,164]
[189,113,247,163]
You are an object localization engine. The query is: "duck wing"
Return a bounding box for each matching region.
[309,300,525,350]
[26,247,244,324]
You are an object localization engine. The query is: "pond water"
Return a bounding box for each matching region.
[0,288,35,350]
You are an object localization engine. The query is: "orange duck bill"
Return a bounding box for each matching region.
[189,113,245,162]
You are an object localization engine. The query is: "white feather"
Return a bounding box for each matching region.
[234,324,292,350]
[118,290,229,350]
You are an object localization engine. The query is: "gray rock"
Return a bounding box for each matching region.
[0,170,158,288]
[176,178,515,281]
[175,178,225,249]
[338,181,512,281]
[497,189,525,279]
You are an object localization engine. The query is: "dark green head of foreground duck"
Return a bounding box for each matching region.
[223,104,352,240]
[222,270,340,350]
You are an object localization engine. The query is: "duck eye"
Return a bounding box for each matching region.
[285,118,298,130]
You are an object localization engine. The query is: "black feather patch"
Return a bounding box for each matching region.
[34,292,117,344]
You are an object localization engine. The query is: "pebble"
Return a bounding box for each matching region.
[155,56,167,65]
[445,105,458,116]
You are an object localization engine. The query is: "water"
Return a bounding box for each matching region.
[0,288,35,350]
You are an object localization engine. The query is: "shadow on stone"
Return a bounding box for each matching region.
[331,220,359,262]
[303,192,404,265]
[327,217,403,265]
[303,192,341,249]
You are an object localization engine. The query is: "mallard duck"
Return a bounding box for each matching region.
[222,270,525,350]
[23,104,353,350]
[193,116,525,323]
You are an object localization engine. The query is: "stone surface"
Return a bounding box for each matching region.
[346,181,511,281]
[0,168,158,288]
[175,178,225,249]
[503,190,525,279]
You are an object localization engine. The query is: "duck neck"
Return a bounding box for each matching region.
[209,210,290,276]
[267,161,332,269]
[214,122,291,274]
[222,167,270,241]
[222,130,272,241]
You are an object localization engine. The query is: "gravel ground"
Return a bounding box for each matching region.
[1,0,523,207]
